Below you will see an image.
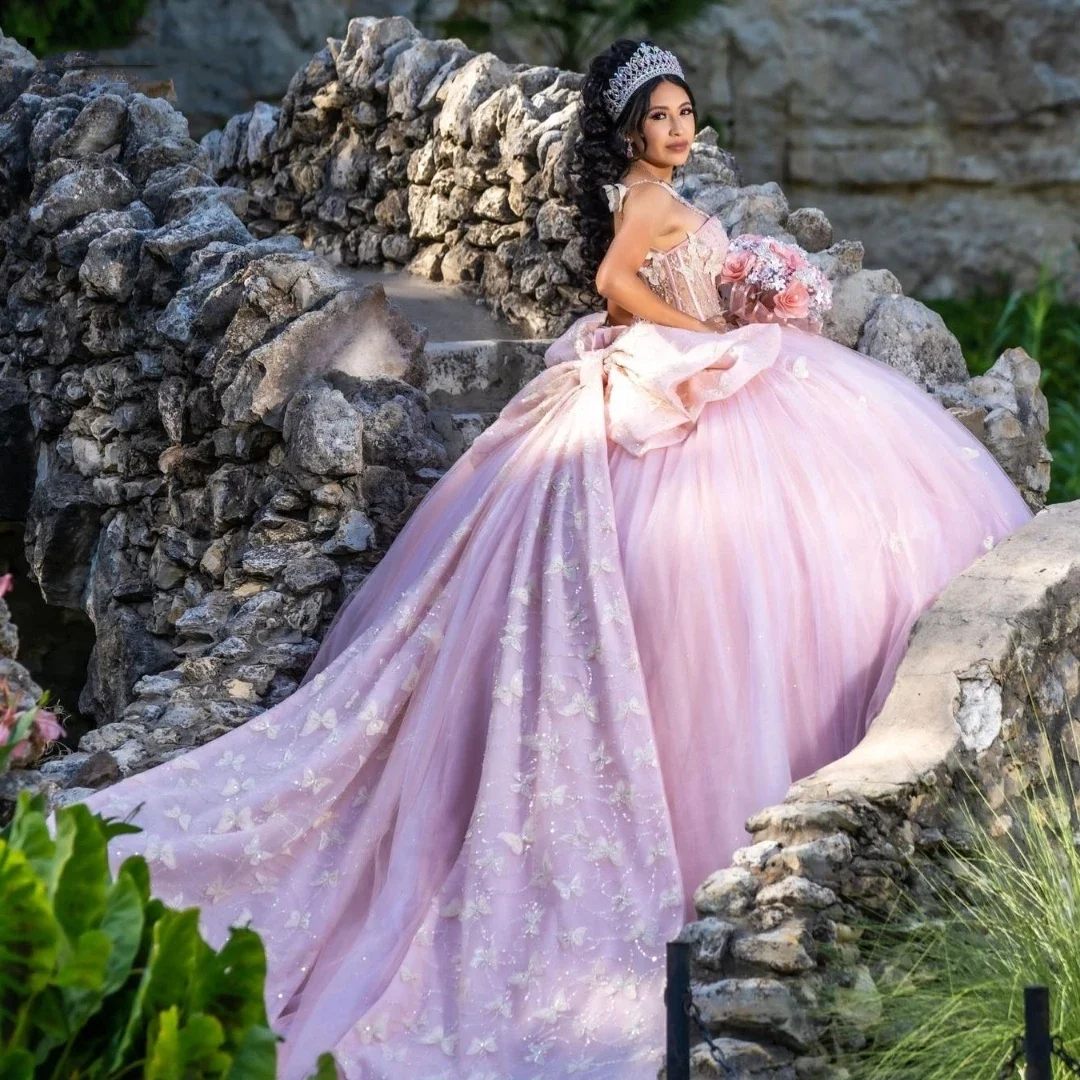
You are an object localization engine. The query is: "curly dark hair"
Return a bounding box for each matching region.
[570,40,697,282]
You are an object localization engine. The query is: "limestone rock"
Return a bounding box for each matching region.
[281,555,340,594]
[437,54,515,145]
[755,877,839,910]
[731,924,816,974]
[857,295,968,387]
[822,268,903,349]
[123,93,189,159]
[51,93,128,158]
[143,200,251,273]
[786,207,834,253]
[694,866,759,917]
[79,227,145,301]
[0,31,36,114]
[319,509,375,555]
[693,979,817,1051]
[721,181,792,240]
[283,380,365,476]
[29,164,137,234]
[220,286,426,428]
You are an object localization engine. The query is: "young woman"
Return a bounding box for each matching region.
[77,38,1033,1080]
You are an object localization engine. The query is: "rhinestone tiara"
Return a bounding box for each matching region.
[601,42,685,120]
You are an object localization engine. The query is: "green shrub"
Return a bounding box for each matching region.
[438,0,715,73]
[3,0,149,55]
[0,789,337,1079]
[830,727,1080,1078]
[922,269,1080,504]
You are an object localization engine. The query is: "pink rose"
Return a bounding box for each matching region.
[720,249,757,284]
[772,281,811,320]
[0,574,12,599]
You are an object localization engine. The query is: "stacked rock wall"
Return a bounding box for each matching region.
[86,0,1080,303]
[0,35,455,805]
[668,0,1080,302]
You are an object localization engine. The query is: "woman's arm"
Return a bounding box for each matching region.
[594,184,723,332]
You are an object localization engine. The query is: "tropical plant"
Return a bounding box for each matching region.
[923,265,1080,504]
[0,789,338,1077]
[3,0,149,55]
[829,712,1080,1078]
[438,0,716,73]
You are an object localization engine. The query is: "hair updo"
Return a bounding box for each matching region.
[570,39,697,282]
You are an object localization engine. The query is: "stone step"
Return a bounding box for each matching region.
[422,338,552,412]
[421,338,554,464]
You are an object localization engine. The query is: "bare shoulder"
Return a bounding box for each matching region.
[619,180,676,220]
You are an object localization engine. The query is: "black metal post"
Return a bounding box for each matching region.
[665,940,691,1080]
[1025,985,1052,1080]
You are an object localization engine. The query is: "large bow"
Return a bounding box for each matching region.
[545,313,783,457]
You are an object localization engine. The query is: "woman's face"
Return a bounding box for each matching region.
[631,80,695,166]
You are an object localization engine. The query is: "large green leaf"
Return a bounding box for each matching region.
[224,1025,281,1080]
[6,793,55,882]
[24,986,71,1062]
[142,908,201,1016]
[0,789,47,845]
[100,870,145,996]
[56,928,112,1030]
[104,903,179,1075]
[51,804,109,940]
[117,854,152,905]
[0,840,58,1035]
[198,927,270,1040]
[177,1012,229,1074]
[145,1005,182,1080]
[54,930,111,991]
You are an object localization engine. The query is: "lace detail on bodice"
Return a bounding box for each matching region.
[602,178,730,322]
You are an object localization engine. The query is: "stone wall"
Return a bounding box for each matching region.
[83,0,1080,301]
[674,499,1080,1079]
[670,0,1080,302]
[462,0,1080,303]
[0,33,460,806]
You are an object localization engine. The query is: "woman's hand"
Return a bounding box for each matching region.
[699,314,729,332]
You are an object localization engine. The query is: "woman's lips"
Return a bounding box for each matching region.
[668,142,689,151]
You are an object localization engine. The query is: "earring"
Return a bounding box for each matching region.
[624,137,634,159]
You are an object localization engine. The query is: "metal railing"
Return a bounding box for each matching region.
[665,940,734,1078]
[997,987,1080,1079]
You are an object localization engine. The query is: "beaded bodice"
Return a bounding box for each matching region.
[604,178,730,322]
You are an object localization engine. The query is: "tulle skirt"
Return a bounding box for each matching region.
[78,312,1033,1078]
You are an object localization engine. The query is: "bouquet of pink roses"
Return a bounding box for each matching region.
[718,234,832,333]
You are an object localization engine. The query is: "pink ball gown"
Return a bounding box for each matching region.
[80,178,1033,1079]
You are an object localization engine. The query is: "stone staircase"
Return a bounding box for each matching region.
[423,339,552,462]
[348,266,555,464]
